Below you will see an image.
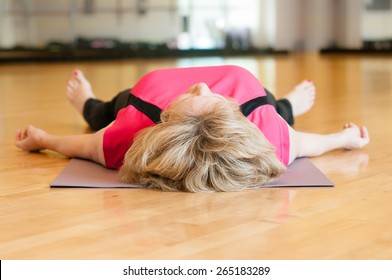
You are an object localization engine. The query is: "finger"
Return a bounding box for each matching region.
[15,129,25,149]
[15,129,22,141]
[361,126,370,141]
[24,125,35,138]
[344,122,355,129]
[23,128,28,139]
[355,127,369,148]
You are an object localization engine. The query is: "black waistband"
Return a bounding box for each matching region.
[128,92,271,124]
[240,96,270,117]
[128,93,162,124]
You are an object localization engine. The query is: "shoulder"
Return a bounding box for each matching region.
[103,108,156,169]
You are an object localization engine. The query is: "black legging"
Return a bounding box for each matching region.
[263,88,294,126]
[83,88,132,131]
[83,88,294,131]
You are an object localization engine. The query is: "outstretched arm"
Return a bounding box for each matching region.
[15,125,106,166]
[288,123,370,163]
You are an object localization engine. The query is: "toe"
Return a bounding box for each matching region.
[73,70,87,83]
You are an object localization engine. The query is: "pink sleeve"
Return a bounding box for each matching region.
[103,107,155,169]
[247,105,290,166]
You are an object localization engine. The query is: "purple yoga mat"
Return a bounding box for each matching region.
[50,157,333,188]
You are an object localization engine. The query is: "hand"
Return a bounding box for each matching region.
[341,123,370,150]
[15,125,48,152]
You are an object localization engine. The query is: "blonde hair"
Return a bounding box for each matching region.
[119,99,286,192]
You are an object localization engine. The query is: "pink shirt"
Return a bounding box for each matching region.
[103,65,290,169]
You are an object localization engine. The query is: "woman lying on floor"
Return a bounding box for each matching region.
[15,65,369,192]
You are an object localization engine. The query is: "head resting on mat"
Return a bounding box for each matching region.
[119,83,286,192]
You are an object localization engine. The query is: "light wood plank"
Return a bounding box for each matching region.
[0,53,391,259]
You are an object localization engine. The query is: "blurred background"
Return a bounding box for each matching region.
[0,0,391,62]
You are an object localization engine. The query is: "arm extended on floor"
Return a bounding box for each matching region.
[288,123,370,163]
[15,125,106,166]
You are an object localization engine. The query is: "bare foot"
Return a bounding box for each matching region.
[284,80,316,117]
[66,69,95,115]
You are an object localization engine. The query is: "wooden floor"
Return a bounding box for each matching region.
[0,53,391,260]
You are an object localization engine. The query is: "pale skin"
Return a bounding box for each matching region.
[15,70,370,166]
